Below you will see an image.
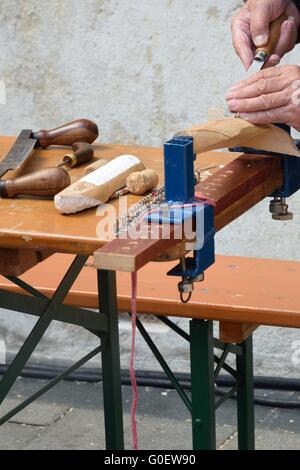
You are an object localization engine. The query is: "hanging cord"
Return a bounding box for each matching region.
[129,192,216,447]
[130,271,139,451]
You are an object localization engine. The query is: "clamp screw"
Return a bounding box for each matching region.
[272,212,293,221]
[178,279,194,294]
[178,279,194,304]
[269,197,293,221]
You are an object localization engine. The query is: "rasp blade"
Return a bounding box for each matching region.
[0,130,36,178]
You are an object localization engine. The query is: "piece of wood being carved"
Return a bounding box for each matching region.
[179,117,300,157]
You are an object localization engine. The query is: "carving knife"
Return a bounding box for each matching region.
[246,14,288,76]
[0,119,99,178]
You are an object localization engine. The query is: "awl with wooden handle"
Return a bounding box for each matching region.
[57,142,94,169]
[0,119,99,178]
[246,14,288,76]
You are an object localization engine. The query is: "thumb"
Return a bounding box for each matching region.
[250,1,273,46]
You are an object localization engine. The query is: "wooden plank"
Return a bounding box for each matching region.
[219,322,259,344]
[204,154,283,231]
[2,254,300,328]
[94,154,283,271]
[93,224,181,272]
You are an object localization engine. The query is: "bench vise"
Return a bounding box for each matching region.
[148,137,215,302]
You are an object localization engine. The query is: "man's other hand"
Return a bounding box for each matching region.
[227,65,300,131]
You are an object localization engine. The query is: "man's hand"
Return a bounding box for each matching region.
[226,65,300,130]
[232,0,300,69]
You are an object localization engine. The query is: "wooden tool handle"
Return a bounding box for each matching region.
[255,14,288,59]
[33,119,99,149]
[63,142,94,168]
[0,167,70,198]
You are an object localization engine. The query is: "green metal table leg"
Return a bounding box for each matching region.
[236,335,255,450]
[190,319,216,450]
[98,270,124,450]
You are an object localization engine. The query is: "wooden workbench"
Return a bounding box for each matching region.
[0,136,292,451]
[0,137,237,255]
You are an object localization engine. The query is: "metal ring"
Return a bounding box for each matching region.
[180,292,192,304]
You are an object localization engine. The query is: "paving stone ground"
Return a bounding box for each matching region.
[0,377,299,450]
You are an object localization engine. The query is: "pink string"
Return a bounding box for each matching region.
[194,192,216,207]
[130,271,139,451]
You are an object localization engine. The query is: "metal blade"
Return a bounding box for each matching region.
[0,130,36,178]
[246,58,264,78]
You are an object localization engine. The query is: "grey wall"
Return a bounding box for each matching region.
[0,0,300,378]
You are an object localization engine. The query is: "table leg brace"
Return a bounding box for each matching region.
[0,255,88,406]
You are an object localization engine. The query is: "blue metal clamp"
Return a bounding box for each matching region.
[148,136,215,296]
[230,125,300,218]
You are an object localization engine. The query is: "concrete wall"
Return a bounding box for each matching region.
[0,0,300,378]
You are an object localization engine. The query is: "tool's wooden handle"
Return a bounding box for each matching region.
[255,14,288,59]
[0,167,70,198]
[33,119,99,149]
[63,142,94,168]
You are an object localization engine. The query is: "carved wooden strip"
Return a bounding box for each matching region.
[182,117,300,157]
